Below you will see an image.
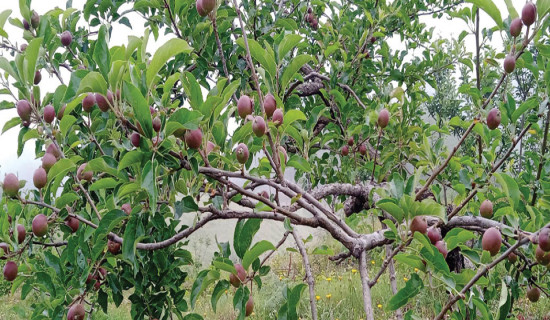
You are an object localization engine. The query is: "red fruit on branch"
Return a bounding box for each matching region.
[17,100,32,121]
[34,70,42,85]
[252,116,266,137]
[503,55,516,73]
[130,133,141,148]
[108,239,121,254]
[521,2,537,27]
[341,145,349,156]
[65,217,79,233]
[3,261,18,281]
[527,287,540,302]
[410,216,427,235]
[33,167,48,189]
[2,173,20,196]
[43,104,55,123]
[67,303,86,320]
[121,203,132,215]
[481,227,502,256]
[16,224,26,244]
[486,108,501,130]
[427,227,442,244]
[32,214,49,237]
[236,143,249,164]
[184,129,203,149]
[479,199,493,218]
[510,18,523,38]
[77,163,93,182]
[237,95,253,119]
[435,240,448,258]
[378,109,389,128]
[60,31,72,46]
[272,109,284,126]
[82,94,96,112]
[264,94,277,117]
[42,153,57,172]
[229,263,247,287]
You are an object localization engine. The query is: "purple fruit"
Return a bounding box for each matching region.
[410,216,427,234]
[252,116,266,137]
[480,199,493,218]
[32,214,49,237]
[359,144,367,155]
[184,129,203,149]
[107,239,121,254]
[272,109,283,126]
[77,163,93,182]
[522,2,537,27]
[202,0,216,13]
[539,228,550,252]
[30,11,40,29]
[435,240,448,258]
[487,108,501,130]
[33,167,47,189]
[95,93,110,112]
[121,203,132,215]
[196,0,208,16]
[3,261,17,281]
[503,55,516,73]
[34,70,41,85]
[20,43,27,51]
[16,224,26,244]
[43,104,55,123]
[57,104,66,120]
[482,227,502,256]
[153,117,161,132]
[510,18,523,38]
[2,173,20,196]
[378,109,390,128]
[46,144,62,159]
[427,227,442,245]
[60,31,72,46]
[236,143,249,164]
[65,217,79,233]
[17,100,32,121]
[130,133,141,148]
[67,303,85,320]
[42,153,57,172]
[341,145,349,156]
[264,94,277,117]
[237,95,253,119]
[82,94,96,112]
[23,19,30,30]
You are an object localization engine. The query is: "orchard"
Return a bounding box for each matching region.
[0,0,549,319]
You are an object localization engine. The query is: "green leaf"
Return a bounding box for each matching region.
[166,108,203,135]
[93,25,111,80]
[94,210,127,239]
[89,178,120,191]
[2,117,20,133]
[47,158,75,181]
[211,280,230,313]
[466,0,503,29]
[183,314,204,320]
[494,173,520,209]
[286,154,311,172]
[377,199,404,221]
[190,270,220,308]
[281,54,312,91]
[538,0,550,19]
[24,37,42,85]
[59,115,76,135]
[118,150,143,171]
[282,109,306,131]
[511,96,537,122]
[76,72,108,95]
[242,240,275,270]
[236,38,276,80]
[122,214,139,265]
[181,72,203,110]
[141,161,157,208]
[504,0,518,19]
[387,273,424,311]
[233,219,262,259]
[212,258,236,274]
[496,279,511,320]
[146,38,193,89]
[278,34,302,61]
[472,297,493,320]
[123,82,153,138]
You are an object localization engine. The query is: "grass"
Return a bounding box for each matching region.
[1,235,549,319]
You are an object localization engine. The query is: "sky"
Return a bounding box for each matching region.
[0,0,514,186]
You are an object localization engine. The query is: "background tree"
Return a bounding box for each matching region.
[0,0,549,320]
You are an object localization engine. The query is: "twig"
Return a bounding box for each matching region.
[163,0,182,39]
[531,104,550,205]
[359,251,375,320]
[291,229,318,320]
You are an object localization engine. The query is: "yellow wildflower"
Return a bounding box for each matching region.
[326,277,332,281]
[528,129,536,134]
[403,277,409,282]
[351,269,357,273]
[326,294,332,299]
[377,304,383,309]
[414,268,419,273]
[315,295,321,301]
[371,260,375,265]
[338,276,343,280]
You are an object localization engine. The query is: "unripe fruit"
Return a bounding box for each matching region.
[65,217,79,233]
[427,227,442,245]
[22,120,30,127]
[150,106,156,115]
[34,70,41,85]
[184,129,203,149]
[42,153,57,172]
[230,263,247,287]
[245,296,254,317]
[539,228,550,251]
[95,93,110,112]
[278,146,288,164]
[46,143,62,159]
[503,55,516,73]
[359,144,367,156]
[43,104,55,123]
[16,224,26,244]
[30,11,40,29]
[196,0,207,16]
[311,18,318,30]
[107,239,121,254]
[94,280,101,290]
[347,137,354,146]
[67,303,86,320]
[57,104,66,120]
[378,109,390,128]
[341,145,349,156]
[82,94,96,112]
[527,287,540,303]
[481,227,502,256]
[77,163,93,182]
[272,109,284,126]
[206,141,216,155]
[33,167,47,189]
[98,267,107,279]
[510,18,523,38]
[522,2,537,27]
[252,116,266,137]
[23,19,30,30]
[264,94,277,117]
[202,0,216,13]
[60,31,72,46]
[410,216,427,235]
[259,190,269,199]
[17,100,32,121]
[20,43,27,51]
[0,243,9,256]
[32,214,49,237]
[236,143,249,164]
[486,108,501,130]
[237,95,253,119]
[535,245,550,265]
[480,199,493,218]
[153,117,161,132]
[3,261,18,281]
[130,133,141,148]
[508,251,518,263]
[121,203,131,215]
[435,240,448,258]
[2,173,20,196]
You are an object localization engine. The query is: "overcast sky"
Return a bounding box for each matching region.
[0,0,512,186]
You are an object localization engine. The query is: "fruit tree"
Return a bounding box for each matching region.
[0,0,550,319]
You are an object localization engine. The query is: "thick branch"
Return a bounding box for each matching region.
[292,229,318,320]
